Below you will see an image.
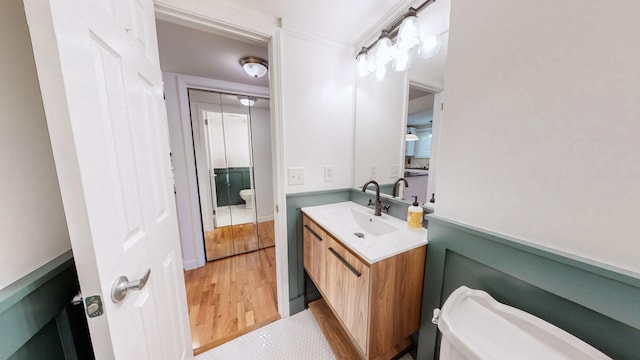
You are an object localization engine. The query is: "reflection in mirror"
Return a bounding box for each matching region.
[188,89,274,262]
[353,0,450,207]
[353,70,407,196]
[401,86,434,204]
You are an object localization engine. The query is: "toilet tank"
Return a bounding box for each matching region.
[434,286,611,360]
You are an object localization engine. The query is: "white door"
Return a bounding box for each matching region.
[23,0,192,358]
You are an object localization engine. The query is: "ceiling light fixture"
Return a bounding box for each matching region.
[406,133,420,141]
[239,97,257,107]
[355,0,440,79]
[240,56,268,78]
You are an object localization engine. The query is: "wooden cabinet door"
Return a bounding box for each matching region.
[303,216,326,290]
[326,238,370,356]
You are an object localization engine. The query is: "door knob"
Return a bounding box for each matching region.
[111,269,151,303]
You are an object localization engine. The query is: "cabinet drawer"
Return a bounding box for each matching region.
[325,237,370,356]
[303,215,326,290]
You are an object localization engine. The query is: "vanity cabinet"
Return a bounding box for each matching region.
[302,214,427,360]
[326,237,371,352]
[303,218,327,291]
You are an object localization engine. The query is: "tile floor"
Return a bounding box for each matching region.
[196,309,414,360]
[216,204,255,227]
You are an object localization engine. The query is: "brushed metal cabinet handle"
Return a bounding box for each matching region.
[304,224,322,242]
[328,247,361,277]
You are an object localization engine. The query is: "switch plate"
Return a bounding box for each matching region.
[288,167,304,185]
[389,165,400,178]
[369,164,377,179]
[324,166,334,182]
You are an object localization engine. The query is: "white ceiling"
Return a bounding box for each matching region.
[155,0,451,89]
[156,20,270,88]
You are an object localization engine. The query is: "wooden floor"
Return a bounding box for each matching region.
[309,298,414,360]
[184,247,280,355]
[309,299,362,360]
[205,220,275,261]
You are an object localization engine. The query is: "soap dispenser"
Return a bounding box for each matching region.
[407,196,423,230]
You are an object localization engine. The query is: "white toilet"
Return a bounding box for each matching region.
[239,189,254,209]
[433,286,611,360]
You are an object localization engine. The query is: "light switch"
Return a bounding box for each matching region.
[288,167,304,185]
[389,165,400,178]
[369,164,377,179]
[324,166,334,182]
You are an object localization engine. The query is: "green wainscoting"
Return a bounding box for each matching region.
[214,167,252,206]
[0,251,89,359]
[286,189,351,314]
[417,215,640,360]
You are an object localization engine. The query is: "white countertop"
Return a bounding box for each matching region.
[301,201,428,264]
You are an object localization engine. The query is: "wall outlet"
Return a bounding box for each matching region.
[369,164,377,179]
[288,167,304,185]
[389,165,400,178]
[324,166,334,182]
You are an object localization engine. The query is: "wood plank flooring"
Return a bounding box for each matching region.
[309,298,414,360]
[185,247,279,355]
[309,298,363,360]
[205,220,275,261]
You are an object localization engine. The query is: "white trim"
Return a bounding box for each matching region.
[258,215,275,223]
[182,259,199,271]
[268,30,290,317]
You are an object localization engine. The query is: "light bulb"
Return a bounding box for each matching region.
[391,46,411,72]
[418,35,442,59]
[239,98,256,106]
[397,14,420,50]
[374,34,393,66]
[355,52,372,78]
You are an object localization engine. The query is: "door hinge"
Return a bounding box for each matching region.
[441,103,444,111]
[204,118,209,125]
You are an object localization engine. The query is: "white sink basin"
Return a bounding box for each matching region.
[301,201,428,263]
[324,207,398,237]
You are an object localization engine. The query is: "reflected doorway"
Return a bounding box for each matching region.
[188,89,275,261]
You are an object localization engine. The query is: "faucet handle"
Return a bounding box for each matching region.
[367,199,375,207]
[382,203,391,213]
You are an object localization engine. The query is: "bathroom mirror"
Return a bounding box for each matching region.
[189,89,274,261]
[352,0,450,206]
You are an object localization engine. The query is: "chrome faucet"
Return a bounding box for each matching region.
[362,180,383,216]
[392,178,409,198]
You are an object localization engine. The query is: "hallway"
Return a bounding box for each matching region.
[184,247,279,354]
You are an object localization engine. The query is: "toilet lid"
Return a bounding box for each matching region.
[437,286,611,360]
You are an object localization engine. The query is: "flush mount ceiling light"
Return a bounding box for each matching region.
[239,97,257,107]
[355,0,441,79]
[406,133,420,141]
[240,56,268,78]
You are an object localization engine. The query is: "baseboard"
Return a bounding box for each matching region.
[258,215,274,223]
[183,259,199,271]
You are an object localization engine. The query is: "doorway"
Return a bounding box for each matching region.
[155,20,280,353]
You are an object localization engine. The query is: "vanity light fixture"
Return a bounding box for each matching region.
[355,0,440,79]
[240,56,268,78]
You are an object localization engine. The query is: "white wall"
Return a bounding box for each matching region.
[281,31,355,193]
[437,0,640,274]
[0,0,70,289]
